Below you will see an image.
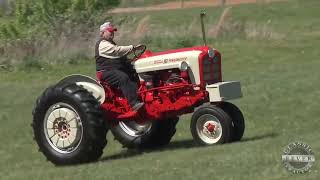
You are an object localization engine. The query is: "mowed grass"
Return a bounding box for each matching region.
[0,0,320,179]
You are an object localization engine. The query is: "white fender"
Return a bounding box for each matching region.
[57,74,105,104]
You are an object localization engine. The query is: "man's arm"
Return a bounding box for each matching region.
[99,40,134,59]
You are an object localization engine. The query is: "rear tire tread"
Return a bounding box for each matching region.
[32,83,107,165]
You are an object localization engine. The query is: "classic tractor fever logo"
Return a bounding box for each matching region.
[282,142,315,173]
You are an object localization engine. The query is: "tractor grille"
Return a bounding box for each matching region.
[201,55,221,85]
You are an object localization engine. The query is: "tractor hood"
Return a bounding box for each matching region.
[133,46,210,74]
[138,46,209,59]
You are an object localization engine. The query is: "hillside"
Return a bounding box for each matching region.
[119,0,176,7]
[112,0,282,13]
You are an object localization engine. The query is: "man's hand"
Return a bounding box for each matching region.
[132,44,147,59]
[134,44,145,50]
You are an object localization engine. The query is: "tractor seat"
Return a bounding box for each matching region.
[96,71,117,88]
[96,71,122,96]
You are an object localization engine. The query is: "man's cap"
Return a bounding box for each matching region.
[100,22,117,32]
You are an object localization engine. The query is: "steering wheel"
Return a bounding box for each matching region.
[133,45,147,59]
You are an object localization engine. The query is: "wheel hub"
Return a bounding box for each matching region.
[44,103,83,154]
[204,122,216,134]
[53,118,71,139]
[196,114,223,144]
[203,121,218,136]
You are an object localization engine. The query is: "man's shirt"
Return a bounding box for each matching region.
[98,40,133,59]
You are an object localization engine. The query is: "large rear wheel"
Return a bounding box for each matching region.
[32,84,107,165]
[111,117,179,149]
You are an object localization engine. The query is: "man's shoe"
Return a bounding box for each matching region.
[131,102,144,112]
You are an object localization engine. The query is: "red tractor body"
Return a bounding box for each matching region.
[96,46,223,121]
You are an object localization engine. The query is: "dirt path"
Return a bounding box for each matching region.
[109,0,280,14]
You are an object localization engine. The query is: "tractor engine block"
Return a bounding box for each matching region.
[137,69,205,119]
[138,69,188,89]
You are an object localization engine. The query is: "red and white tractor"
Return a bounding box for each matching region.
[32,13,245,165]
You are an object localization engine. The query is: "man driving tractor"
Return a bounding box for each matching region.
[95,21,144,111]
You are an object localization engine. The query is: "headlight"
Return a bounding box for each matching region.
[208,48,215,58]
[179,61,188,71]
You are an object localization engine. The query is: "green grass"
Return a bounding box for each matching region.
[1,0,320,179]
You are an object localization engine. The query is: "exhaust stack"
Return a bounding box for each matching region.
[200,10,207,46]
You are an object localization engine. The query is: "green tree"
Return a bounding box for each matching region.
[1,0,119,40]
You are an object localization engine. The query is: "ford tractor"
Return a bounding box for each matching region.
[32,12,245,165]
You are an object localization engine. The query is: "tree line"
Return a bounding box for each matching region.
[0,0,119,39]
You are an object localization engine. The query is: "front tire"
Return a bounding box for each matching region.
[111,117,179,149]
[191,105,232,145]
[219,102,245,141]
[32,84,107,165]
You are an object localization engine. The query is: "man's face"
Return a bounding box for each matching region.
[102,30,114,40]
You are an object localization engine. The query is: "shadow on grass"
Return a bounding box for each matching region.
[240,132,278,142]
[99,132,277,162]
[99,139,200,162]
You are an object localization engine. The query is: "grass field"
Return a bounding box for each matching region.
[0,0,319,179]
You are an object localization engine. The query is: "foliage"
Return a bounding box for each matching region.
[0,0,119,66]
[20,56,43,70]
[0,0,119,40]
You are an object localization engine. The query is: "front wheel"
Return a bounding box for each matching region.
[190,105,232,145]
[219,102,245,142]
